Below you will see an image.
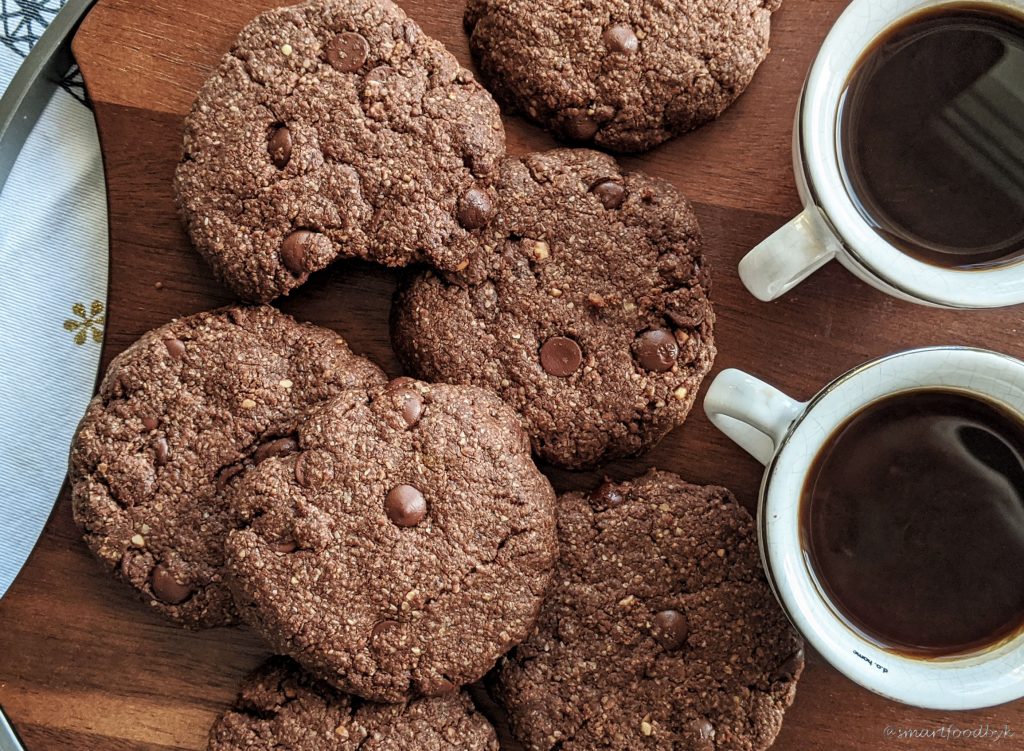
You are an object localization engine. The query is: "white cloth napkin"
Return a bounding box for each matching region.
[0,0,108,596]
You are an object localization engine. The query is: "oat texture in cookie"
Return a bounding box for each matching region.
[392,149,714,469]
[497,470,804,751]
[69,306,386,627]
[208,657,500,750]
[225,379,558,701]
[176,0,506,302]
[465,0,781,152]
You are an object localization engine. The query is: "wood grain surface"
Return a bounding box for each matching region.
[0,0,1021,749]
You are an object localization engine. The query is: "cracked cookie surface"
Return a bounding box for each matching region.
[464,0,781,152]
[392,149,715,470]
[69,306,386,627]
[208,657,500,750]
[496,470,804,751]
[224,379,558,702]
[176,0,506,302]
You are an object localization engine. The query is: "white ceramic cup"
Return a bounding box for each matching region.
[703,347,1024,709]
[738,0,1024,308]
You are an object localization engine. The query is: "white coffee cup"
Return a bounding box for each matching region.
[703,347,1024,709]
[738,0,1024,309]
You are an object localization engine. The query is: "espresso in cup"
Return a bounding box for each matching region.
[839,4,1024,268]
[705,348,1024,707]
[739,0,1024,307]
[801,389,1024,658]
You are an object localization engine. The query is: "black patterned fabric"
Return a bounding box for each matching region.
[1,0,67,58]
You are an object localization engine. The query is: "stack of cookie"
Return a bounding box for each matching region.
[70,306,558,747]
[69,0,801,749]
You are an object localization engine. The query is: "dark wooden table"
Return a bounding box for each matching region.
[0,0,1021,748]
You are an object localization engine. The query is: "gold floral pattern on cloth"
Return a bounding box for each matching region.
[63,300,104,345]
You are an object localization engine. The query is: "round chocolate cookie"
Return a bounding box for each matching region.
[69,306,386,627]
[176,0,506,302]
[464,0,781,152]
[391,149,715,470]
[208,657,500,750]
[496,470,804,751]
[224,379,558,702]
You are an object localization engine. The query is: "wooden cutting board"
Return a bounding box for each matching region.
[0,0,1021,749]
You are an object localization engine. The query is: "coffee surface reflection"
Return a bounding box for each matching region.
[802,389,1024,657]
[839,5,1024,268]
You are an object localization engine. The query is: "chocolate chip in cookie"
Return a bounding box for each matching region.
[208,657,500,750]
[497,470,804,751]
[224,381,557,700]
[465,0,781,152]
[69,306,386,627]
[176,0,506,302]
[392,149,715,469]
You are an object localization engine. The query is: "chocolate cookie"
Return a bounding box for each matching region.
[208,657,500,750]
[224,380,558,701]
[496,470,804,751]
[176,0,506,302]
[391,149,714,469]
[464,0,781,152]
[69,306,386,627]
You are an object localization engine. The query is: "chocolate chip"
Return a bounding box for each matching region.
[141,416,158,431]
[396,390,424,428]
[688,718,715,751]
[294,452,309,487]
[540,336,583,377]
[603,23,639,53]
[153,436,170,466]
[163,338,185,359]
[281,230,315,275]
[771,648,804,682]
[150,563,193,604]
[634,329,679,372]
[371,619,400,640]
[457,187,494,229]
[273,538,297,554]
[388,376,417,390]
[268,125,292,169]
[652,609,689,650]
[326,31,369,72]
[590,481,625,509]
[565,113,599,141]
[364,65,394,88]
[216,463,244,491]
[385,484,427,526]
[590,179,626,209]
[255,437,299,464]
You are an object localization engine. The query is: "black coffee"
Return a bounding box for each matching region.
[801,390,1024,657]
[838,5,1024,268]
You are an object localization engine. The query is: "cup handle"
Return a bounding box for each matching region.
[703,369,806,466]
[738,205,843,302]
